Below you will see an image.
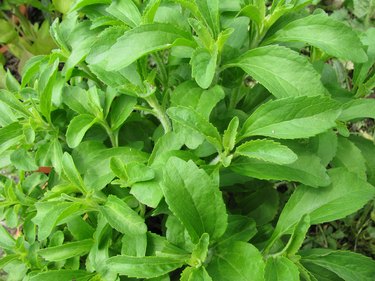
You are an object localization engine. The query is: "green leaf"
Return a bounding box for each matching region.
[265,14,367,63]
[0,225,15,250]
[182,267,213,281]
[29,270,94,281]
[191,46,218,89]
[38,239,93,261]
[167,106,222,150]
[332,137,367,180]
[110,95,137,130]
[0,255,18,270]
[96,23,192,71]
[227,45,327,98]
[265,256,300,281]
[110,157,155,185]
[223,117,239,153]
[122,232,147,257]
[189,233,209,267]
[339,99,375,121]
[66,114,97,148]
[10,149,38,171]
[33,201,87,241]
[350,135,375,185]
[161,157,227,243]
[284,214,310,256]
[0,19,17,43]
[239,96,341,139]
[235,139,297,165]
[300,249,375,281]
[195,0,220,37]
[62,86,102,116]
[206,242,265,281]
[218,215,257,245]
[38,58,59,121]
[0,122,23,154]
[239,3,265,29]
[106,255,186,278]
[100,195,147,235]
[0,89,31,117]
[62,152,86,193]
[231,154,330,188]
[106,0,141,27]
[269,168,375,245]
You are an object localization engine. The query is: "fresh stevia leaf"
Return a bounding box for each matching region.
[38,239,93,261]
[38,58,59,121]
[111,157,155,185]
[309,130,338,167]
[284,214,310,256]
[239,96,341,140]
[67,216,95,240]
[62,86,102,116]
[106,255,187,278]
[66,114,97,148]
[181,266,213,281]
[121,232,147,257]
[84,147,149,190]
[63,21,97,80]
[350,135,375,185]
[265,14,367,63]
[5,70,20,92]
[10,149,38,171]
[0,98,13,126]
[62,152,87,193]
[32,201,86,240]
[339,99,375,121]
[149,132,185,165]
[0,122,23,154]
[71,0,111,11]
[110,95,137,130]
[300,249,375,281]
[188,18,214,49]
[167,106,222,150]
[265,256,300,281]
[206,242,265,281]
[23,123,35,144]
[331,136,367,180]
[223,116,239,152]
[189,233,209,267]
[29,270,94,281]
[0,225,15,250]
[162,157,227,243]
[166,215,195,252]
[218,215,257,245]
[268,168,375,246]
[100,195,147,235]
[226,45,327,98]
[142,0,161,24]
[235,139,298,165]
[106,0,141,27]
[0,19,17,43]
[170,82,225,119]
[0,89,31,117]
[195,0,220,37]
[96,23,192,71]
[0,255,18,270]
[231,154,330,188]
[190,46,218,89]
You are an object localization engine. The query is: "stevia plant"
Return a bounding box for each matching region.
[0,0,375,280]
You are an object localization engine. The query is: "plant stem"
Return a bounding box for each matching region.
[145,95,172,133]
[100,121,118,147]
[154,52,168,89]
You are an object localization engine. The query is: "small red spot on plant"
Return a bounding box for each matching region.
[37,166,52,174]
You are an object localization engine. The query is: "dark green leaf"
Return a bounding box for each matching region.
[206,242,265,281]
[162,157,227,243]
[240,96,341,139]
[218,215,257,245]
[38,239,93,261]
[235,139,297,165]
[100,195,147,235]
[339,99,375,121]
[110,95,137,130]
[266,14,367,63]
[66,114,97,148]
[106,255,186,278]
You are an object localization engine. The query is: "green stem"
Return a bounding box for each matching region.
[145,95,172,133]
[100,121,118,147]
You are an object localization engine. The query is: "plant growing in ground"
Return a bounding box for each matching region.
[0,0,375,280]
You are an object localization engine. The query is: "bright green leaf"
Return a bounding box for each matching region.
[38,239,93,261]
[66,114,97,148]
[265,256,300,281]
[191,46,218,89]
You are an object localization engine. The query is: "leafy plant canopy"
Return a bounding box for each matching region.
[0,0,375,280]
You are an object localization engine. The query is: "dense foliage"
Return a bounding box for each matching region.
[0,0,375,280]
